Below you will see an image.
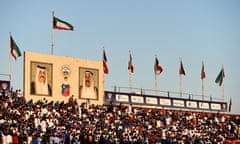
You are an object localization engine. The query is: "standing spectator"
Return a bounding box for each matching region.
[12,133,19,144]
[64,130,71,144]
[31,134,39,144]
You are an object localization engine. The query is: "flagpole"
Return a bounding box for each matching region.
[154,56,157,96]
[222,82,224,101]
[222,64,224,101]
[128,50,132,93]
[202,78,204,100]
[155,74,158,96]
[129,71,132,92]
[102,47,104,74]
[9,33,12,82]
[202,61,204,100]
[51,11,54,55]
[180,74,182,98]
[180,58,182,98]
[129,50,132,93]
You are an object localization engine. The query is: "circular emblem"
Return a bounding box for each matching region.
[61,65,71,76]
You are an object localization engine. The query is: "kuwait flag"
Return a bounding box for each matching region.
[179,59,185,75]
[53,16,74,30]
[201,62,206,79]
[10,35,22,60]
[215,66,225,86]
[128,52,134,73]
[154,57,163,75]
[103,48,109,74]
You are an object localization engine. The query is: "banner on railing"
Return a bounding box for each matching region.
[104,91,227,112]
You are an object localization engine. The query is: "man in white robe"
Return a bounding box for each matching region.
[31,65,52,95]
[80,71,98,99]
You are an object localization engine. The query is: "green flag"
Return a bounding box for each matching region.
[215,67,225,86]
[10,35,22,60]
[53,16,74,30]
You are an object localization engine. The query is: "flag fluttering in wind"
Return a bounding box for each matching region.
[10,35,22,60]
[154,57,163,75]
[53,16,74,30]
[51,12,74,55]
[128,52,134,73]
[228,98,232,112]
[215,66,225,86]
[201,62,206,79]
[179,59,185,75]
[103,48,109,74]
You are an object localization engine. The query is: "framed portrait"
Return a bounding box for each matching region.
[79,67,99,100]
[30,61,53,96]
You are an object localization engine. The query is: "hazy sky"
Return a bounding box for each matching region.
[0,0,239,113]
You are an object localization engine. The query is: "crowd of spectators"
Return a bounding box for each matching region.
[0,89,240,144]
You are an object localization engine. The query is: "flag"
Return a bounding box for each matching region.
[179,59,185,75]
[53,16,74,30]
[215,67,225,86]
[10,35,22,60]
[103,48,109,74]
[201,62,206,79]
[61,83,70,97]
[228,98,232,112]
[128,52,134,73]
[154,57,163,75]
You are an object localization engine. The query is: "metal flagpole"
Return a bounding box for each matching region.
[202,78,204,100]
[201,61,205,100]
[222,65,224,101]
[129,50,132,93]
[9,33,12,82]
[155,74,158,96]
[51,11,54,55]
[222,82,224,101]
[129,70,132,93]
[180,58,182,98]
[154,56,158,96]
[180,74,182,98]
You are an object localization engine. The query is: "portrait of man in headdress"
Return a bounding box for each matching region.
[30,62,52,96]
[79,68,98,100]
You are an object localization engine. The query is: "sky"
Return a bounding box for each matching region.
[0,0,240,114]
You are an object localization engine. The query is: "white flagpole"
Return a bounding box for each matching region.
[180,58,182,98]
[129,50,132,93]
[9,33,12,82]
[51,11,54,55]
[128,50,133,93]
[202,78,204,100]
[180,74,182,98]
[222,64,224,101]
[154,56,158,96]
[129,70,132,93]
[222,82,224,101]
[155,74,158,96]
[202,61,204,100]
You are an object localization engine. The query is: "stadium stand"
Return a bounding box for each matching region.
[0,89,240,144]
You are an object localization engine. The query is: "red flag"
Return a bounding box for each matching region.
[154,57,163,75]
[103,48,109,74]
[128,52,134,73]
[201,62,206,79]
[179,59,185,75]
